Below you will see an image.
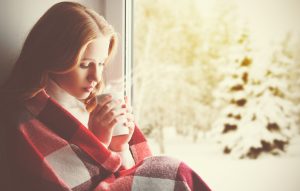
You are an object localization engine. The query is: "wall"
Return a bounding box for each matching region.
[0,0,109,84]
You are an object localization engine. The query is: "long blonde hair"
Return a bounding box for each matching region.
[2,2,117,111]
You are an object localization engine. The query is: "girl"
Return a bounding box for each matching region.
[0,2,211,191]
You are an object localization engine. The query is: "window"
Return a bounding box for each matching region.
[132,0,300,191]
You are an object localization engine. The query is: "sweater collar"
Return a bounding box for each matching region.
[45,79,87,112]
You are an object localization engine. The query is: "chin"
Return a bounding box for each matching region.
[76,93,90,100]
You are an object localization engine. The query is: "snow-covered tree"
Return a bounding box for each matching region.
[212,31,299,159]
[212,31,254,157]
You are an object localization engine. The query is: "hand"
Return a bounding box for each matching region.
[109,96,135,152]
[88,95,126,147]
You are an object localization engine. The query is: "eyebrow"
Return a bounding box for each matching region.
[82,58,105,63]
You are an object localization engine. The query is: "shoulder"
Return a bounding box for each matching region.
[1,100,31,124]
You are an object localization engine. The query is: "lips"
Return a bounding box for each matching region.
[83,86,94,92]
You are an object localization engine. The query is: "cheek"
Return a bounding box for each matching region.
[53,70,87,90]
[70,70,86,83]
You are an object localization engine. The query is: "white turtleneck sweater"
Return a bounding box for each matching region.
[45,79,89,127]
[45,79,135,168]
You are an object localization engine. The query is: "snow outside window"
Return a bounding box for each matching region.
[133,0,300,191]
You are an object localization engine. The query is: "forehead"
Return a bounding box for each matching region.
[82,36,111,61]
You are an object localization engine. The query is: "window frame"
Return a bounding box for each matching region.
[104,0,133,103]
[124,0,133,103]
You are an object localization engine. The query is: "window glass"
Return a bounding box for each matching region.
[133,0,300,190]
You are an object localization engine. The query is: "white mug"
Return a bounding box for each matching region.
[96,91,129,136]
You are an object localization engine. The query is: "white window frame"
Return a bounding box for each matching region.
[104,0,133,103]
[124,0,133,103]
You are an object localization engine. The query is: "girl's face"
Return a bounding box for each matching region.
[51,37,111,99]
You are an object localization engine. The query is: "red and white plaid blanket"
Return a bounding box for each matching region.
[5,90,211,191]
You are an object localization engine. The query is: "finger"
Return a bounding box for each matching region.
[126,113,134,122]
[125,121,135,133]
[97,112,116,128]
[97,94,112,108]
[114,108,127,117]
[96,100,118,117]
[102,109,118,125]
[121,104,133,114]
[92,103,115,125]
[124,120,133,127]
[126,104,133,113]
[105,100,126,116]
[107,118,118,129]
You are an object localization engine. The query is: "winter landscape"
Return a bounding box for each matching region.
[148,128,300,191]
[133,0,300,190]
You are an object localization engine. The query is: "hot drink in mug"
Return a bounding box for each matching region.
[96,88,129,136]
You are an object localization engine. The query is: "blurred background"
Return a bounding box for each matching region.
[133,0,300,190]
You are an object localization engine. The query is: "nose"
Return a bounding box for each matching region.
[87,64,103,84]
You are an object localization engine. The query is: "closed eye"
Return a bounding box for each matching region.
[80,61,105,69]
[80,62,90,69]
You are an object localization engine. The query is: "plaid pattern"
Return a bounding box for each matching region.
[95,156,211,191]
[8,90,210,191]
